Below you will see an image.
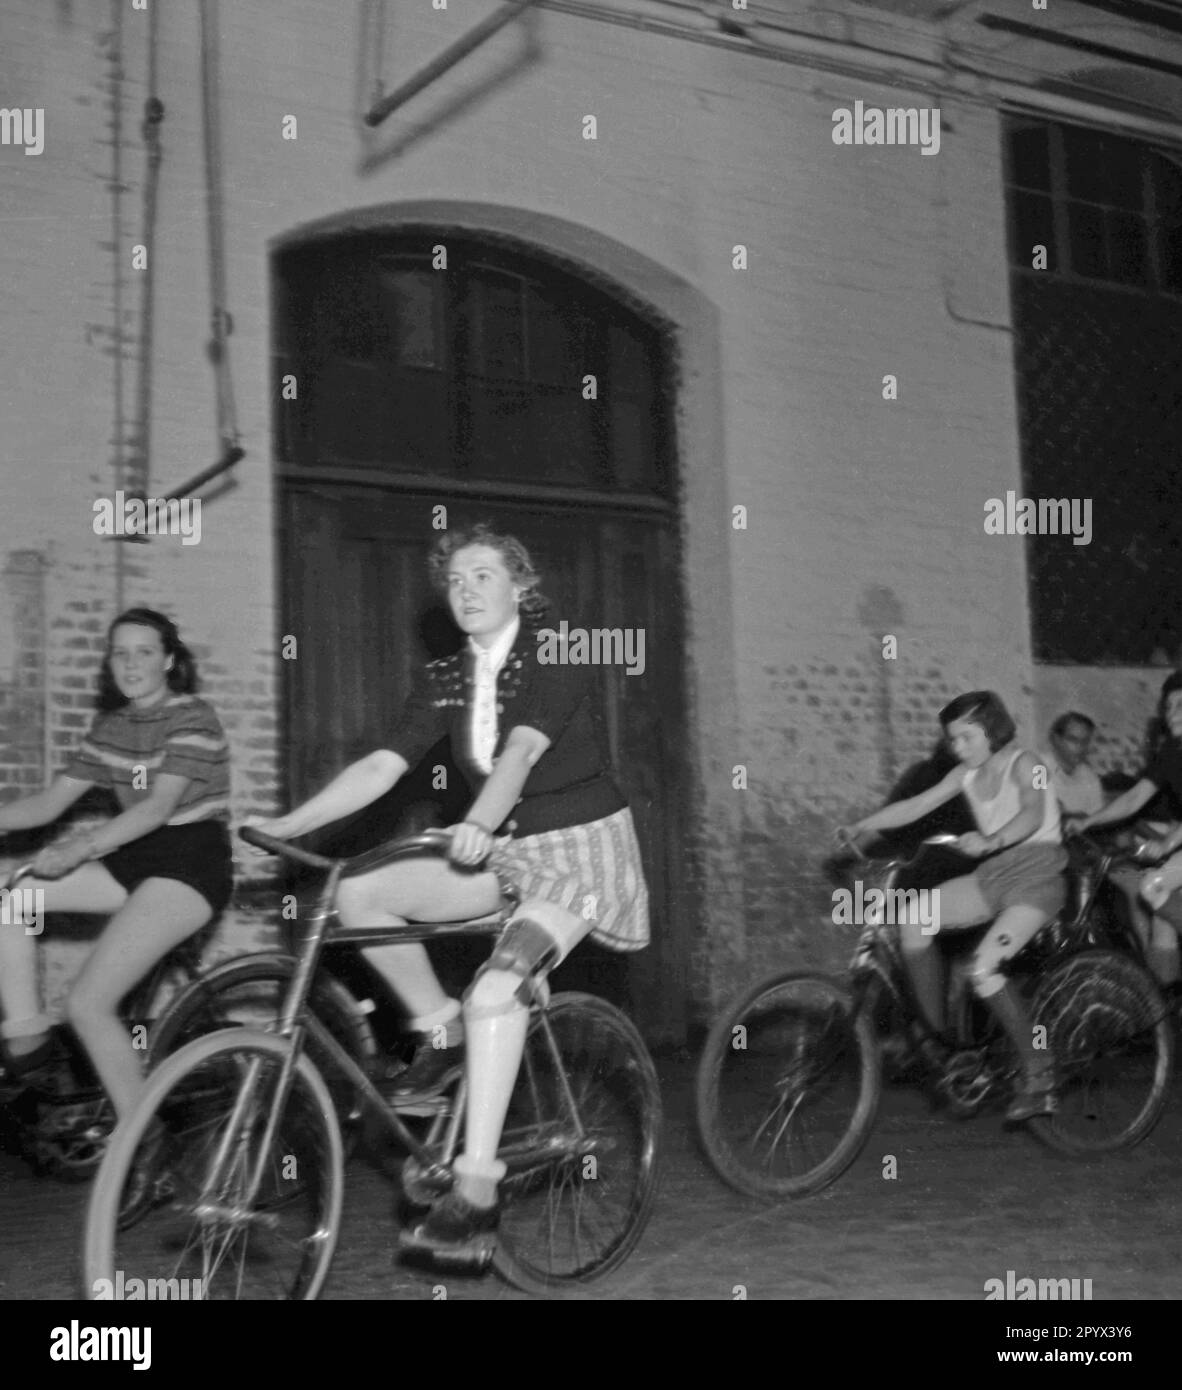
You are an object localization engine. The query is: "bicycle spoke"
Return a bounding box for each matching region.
[695,973,879,1199]
[86,1032,343,1301]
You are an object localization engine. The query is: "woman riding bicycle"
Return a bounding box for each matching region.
[1077,669,1182,987]
[250,523,650,1265]
[845,690,1066,1122]
[0,608,232,1120]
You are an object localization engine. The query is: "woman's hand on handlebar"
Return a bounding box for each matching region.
[241,814,303,853]
[31,836,93,880]
[952,831,994,859]
[448,820,495,868]
[837,822,872,847]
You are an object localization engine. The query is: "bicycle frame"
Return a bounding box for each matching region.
[227,826,590,1208]
[842,832,1163,1038]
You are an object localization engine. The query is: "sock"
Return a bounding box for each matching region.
[424,1018,464,1050]
[1,1014,54,1057]
[408,998,462,1035]
[452,1154,506,1209]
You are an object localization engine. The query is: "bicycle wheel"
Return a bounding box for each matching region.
[1027,949,1173,1155]
[84,1029,344,1301]
[148,953,376,1151]
[491,992,662,1295]
[695,971,880,1199]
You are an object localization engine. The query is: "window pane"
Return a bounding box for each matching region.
[314,266,382,360]
[468,382,594,483]
[1159,221,1182,294]
[1008,124,1050,191]
[608,323,658,491]
[376,265,440,369]
[525,283,586,387]
[610,398,657,491]
[530,392,598,485]
[1068,202,1107,279]
[1010,191,1053,269]
[379,370,450,473]
[313,359,383,462]
[1063,128,1142,210]
[1150,153,1182,221]
[1107,211,1149,287]
[471,274,525,380]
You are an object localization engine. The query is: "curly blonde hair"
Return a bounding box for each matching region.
[427,522,549,622]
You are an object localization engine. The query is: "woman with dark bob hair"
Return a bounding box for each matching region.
[845,690,1066,1122]
[0,608,232,1118]
[251,523,649,1265]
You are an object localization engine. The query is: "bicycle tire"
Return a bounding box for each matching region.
[84,1028,344,1301]
[491,993,662,1295]
[695,970,881,1199]
[1026,949,1173,1156]
[147,952,377,1153]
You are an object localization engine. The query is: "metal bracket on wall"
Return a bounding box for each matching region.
[363,0,540,128]
[112,446,246,544]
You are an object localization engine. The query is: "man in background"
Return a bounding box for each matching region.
[1043,712,1104,822]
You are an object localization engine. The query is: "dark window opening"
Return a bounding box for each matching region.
[273,233,673,500]
[1004,117,1182,664]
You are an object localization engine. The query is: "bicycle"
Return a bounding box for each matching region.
[144,934,381,1158]
[694,831,1174,1200]
[84,825,662,1298]
[0,863,203,1182]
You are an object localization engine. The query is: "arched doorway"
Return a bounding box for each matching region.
[272,225,690,1040]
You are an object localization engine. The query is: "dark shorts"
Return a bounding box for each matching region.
[973,842,1068,919]
[101,820,233,915]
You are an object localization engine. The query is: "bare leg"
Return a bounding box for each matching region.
[66,877,211,1119]
[341,857,501,1025]
[968,903,1054,1081]
[0,862,127,1057]
[899,874,992,1036]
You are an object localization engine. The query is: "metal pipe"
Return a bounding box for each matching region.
[363,0,538,127]
[161,445,245,503]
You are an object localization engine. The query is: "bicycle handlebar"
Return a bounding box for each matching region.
[238,824,457,872]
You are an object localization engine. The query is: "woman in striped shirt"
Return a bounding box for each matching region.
[0,608,231,1119]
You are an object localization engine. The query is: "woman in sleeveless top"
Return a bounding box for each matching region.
[845,690,1067,1122]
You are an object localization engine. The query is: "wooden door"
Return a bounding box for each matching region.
[280,486,690,1040]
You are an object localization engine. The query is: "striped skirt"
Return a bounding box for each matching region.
[490,807,650,952]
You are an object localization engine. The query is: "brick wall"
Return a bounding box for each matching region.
[0,0,1173,1026]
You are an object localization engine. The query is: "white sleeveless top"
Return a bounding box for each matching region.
[963,747,1060,845]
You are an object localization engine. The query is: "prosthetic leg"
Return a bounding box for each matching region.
[399,914,561,1266]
